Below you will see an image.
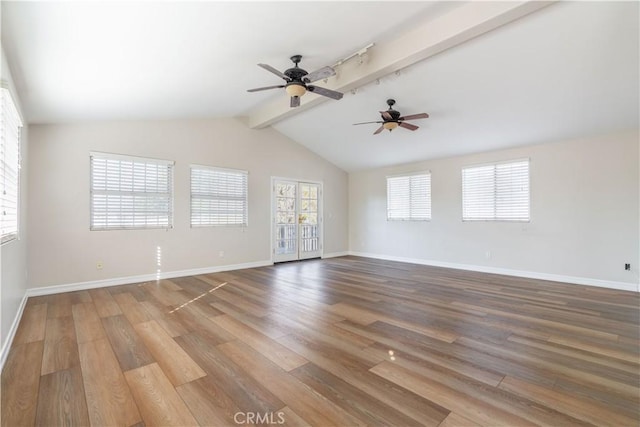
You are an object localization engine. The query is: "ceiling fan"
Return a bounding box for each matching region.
[247,55,344,107]
[353,99,429,135]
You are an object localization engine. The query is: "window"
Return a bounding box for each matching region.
[90,152,174,230]
[191,165,248,227]
[387,173,431,221]
[462,159,529,221]
[1,88,22,244]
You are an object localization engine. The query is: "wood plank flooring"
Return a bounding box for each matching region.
[2,256,639,426]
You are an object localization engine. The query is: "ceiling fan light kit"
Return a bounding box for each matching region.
[285,83,306,98]
[247,55,343,108]
[383,121,398,131]
[353,98,429,135]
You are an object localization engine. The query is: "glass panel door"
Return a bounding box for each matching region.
[274,181,298,263]
[273,180,322,262]
[299,183,321,260]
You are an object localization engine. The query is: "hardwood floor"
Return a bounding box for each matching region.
[2,256,639,426]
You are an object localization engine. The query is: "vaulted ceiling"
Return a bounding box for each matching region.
[2,1,638,171]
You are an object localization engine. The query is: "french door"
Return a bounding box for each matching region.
[273,179,322,262]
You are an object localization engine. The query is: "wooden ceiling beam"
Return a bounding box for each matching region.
[246,1,555,129]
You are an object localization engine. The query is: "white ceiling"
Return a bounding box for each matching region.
[2,1,638,172]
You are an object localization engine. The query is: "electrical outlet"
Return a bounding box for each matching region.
[219,250,225,258]
[96,262,103,270]
[625,263,631,271]
[485,251,491,260]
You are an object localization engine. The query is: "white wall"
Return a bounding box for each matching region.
[349,131,639,291]
[1,48,29,353]
[28,119,348,288]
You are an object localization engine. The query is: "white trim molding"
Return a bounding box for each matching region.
[0,294,29,373]
[322,251,350,259]
[26,260,273,297]
[349,251,640,293]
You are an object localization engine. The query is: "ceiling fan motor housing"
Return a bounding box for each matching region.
[285,56,309,98]
[284,67,308,81]
[285,55,309,82]
[384,99,401,121]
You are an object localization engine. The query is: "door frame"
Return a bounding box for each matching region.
[270,176,324,263]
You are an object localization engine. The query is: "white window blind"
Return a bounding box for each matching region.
[462,159,530,221]
[387,173,431,221]
[1,88,23,244]
[191,165,248,227]
[90,153,174,230]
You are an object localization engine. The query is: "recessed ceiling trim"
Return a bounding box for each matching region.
[247,0,556,129]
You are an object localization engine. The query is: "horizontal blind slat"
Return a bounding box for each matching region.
[387,173,431,221]
[1,88,22,243]
[90,154,173,230]
[190,166,248,227]
[462,159,529,221]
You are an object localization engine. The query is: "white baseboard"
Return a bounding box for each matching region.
[26,260,273,297]
[349,251,639,293]
[322,251,350,259]
[0,293,28,373]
